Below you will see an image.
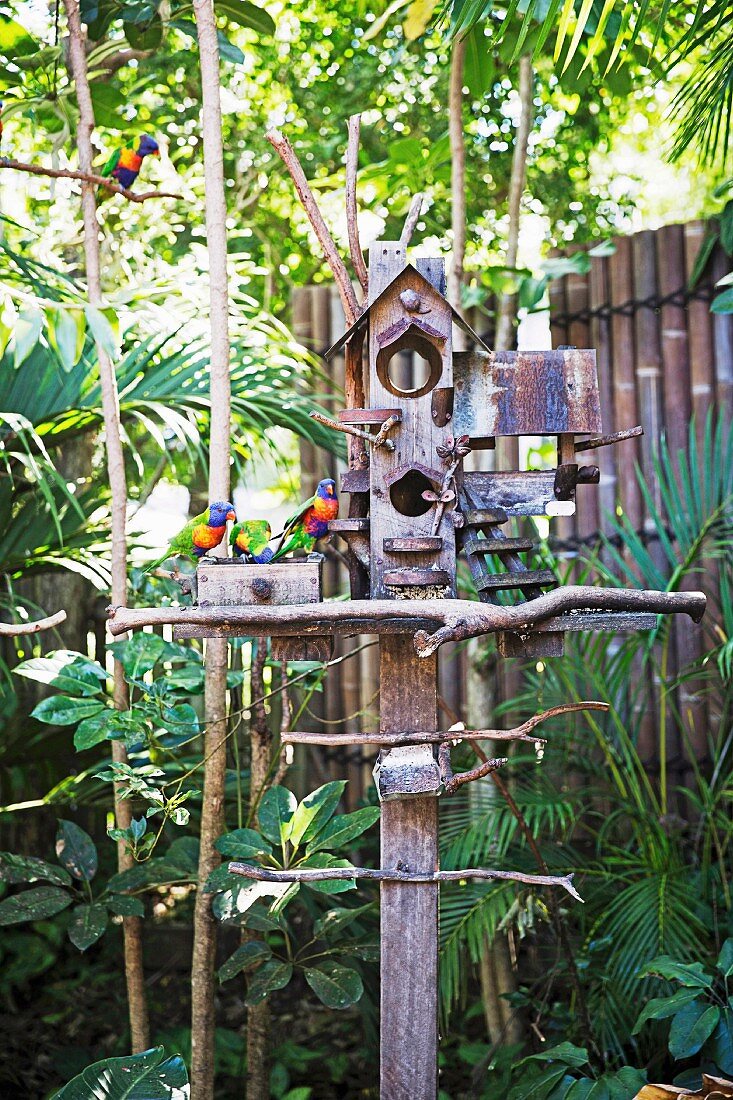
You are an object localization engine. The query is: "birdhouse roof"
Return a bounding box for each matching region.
[324,264,490,359]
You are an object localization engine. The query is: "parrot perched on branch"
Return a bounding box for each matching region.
[144,500,236,573]
[231,520,274,563]
[272,479,338,560]
[101,134,160,190]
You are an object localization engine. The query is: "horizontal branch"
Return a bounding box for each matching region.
[228,861,583,901]
[574,426,643,452]
[106,586,706,655]
[0,610,66,636]
[281,701,610,747]
[0,158,182,203]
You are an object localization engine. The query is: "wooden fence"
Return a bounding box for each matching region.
[292,219,731,796]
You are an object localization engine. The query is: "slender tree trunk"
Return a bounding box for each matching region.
[62,0,149,1053]
[447,34,467,329]
[190,0,232,1095]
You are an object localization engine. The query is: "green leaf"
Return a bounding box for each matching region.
[218,940,272,982]
[15,652,107,696]
[299,781,347,845]
[641,955,713,988]
[258,786,297,846]
[0,885,73,925]
[56,820,98,881]
[216,27,245,63]
[565,1081,596,1099]
[709,1008,733,1074]
[0,852,72,887]
[68,903,108,951]
[305,806,380,853]
[508,1066,570,1100]
[13,308,43,368]
[84,305,119,357]
[108,632,166,676]
[300,853,356,894]
[633,987,701,1033]
[53,1045,188,1098]
[217,0,275,33]
[31,695,106,727]
[303,962,363,1009]
[525,1042,589,1068]
[313,902,374,939]
[688,229,718,287]
[107,894,145,917]
[464,23,494,97]
[668,1001,720,1059]
[711,287,733,313]
[245,959,293,1006]
[720,201,733,255]
[47,307,85,372]
[74,710,113,750]
[289,782,350,849]
[215,828,273,860]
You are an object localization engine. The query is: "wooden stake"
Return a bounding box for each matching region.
[346,114,369,296]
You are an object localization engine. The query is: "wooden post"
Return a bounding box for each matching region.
[379,635,439,1100]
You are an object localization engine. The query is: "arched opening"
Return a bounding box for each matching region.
[376,330,443,398]
[389,468,434,517]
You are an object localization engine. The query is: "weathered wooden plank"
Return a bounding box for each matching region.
[463,535,534,555]
[338,408,401,423]
[341,468,370,494]
[383,537,443,552]
[271,637,333,662]
[329,518,370,532]
[476,569,556,592]
[384,569,451,587]
[497,631,564,657]
[197,560,321,608]
[379,635,439,1100]
[465,507,508,526]
[452,348,602,437]
[463,471,576,517]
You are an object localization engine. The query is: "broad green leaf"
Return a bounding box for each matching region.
[299,781,346,845]
[217,0,275,33]
[258,786,297,846]
[15,651,107,696]
[303,962,363,1009]
[305,806,380,853]
[565,1081,595,1099]
[313,902,374,939]
[712,287,733,313]
[524,1042,589,1068]
[720,200,733,255]
[0,16,38,54]
[217,27,245,63]
[709,1008,733,1074]
[53,1045,188,1099]
[32,695,106,727]
[56,820,98,881]
[108,632,166,676]
[68,903,108,951]
[0,852,72,887]
[403,0,438,40]
[124,16,163,49]
[632,987,701,1033]
[641,955,713,988]
[204,864,251,894]
[107,895,145,917]
[47,307,85,372]
[13,308,43,368]
[88,83,125,129]
[300,854,355,894]
[289,782,349,848]
[162,702,199,736]
[74,710,113,750]
[0,885,72,925]
[218,940,272,982]
[668,1001,720,1058]
[84,305,119,357]
[245,959,293,1006]
[215,828,273,860]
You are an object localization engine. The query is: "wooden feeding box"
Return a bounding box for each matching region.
[174,554,332,662]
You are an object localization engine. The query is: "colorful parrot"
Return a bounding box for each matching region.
[144,500,236,573]
[272,479,338,561]
[231,520,274,563]
[101,134,160,191]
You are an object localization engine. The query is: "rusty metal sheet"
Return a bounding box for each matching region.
[453,349,602,437]
[463,471,576,517]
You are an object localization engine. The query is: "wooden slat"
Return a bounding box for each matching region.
[463,472,573,517]
[476,569,556,592]
[462,535,534,555]
[341,468,369,494]
[384,569,451,586]
[330,518,370,532]
[338,408,401,424]
[465,507,508,526]
[383,537,443,553]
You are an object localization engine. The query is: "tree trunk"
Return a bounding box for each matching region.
[447,35,467,331]
[190,0,232,1095]
[62,0,149,1053]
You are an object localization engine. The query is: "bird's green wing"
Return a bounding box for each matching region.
[277,493,315,547]
[100,147,121,178]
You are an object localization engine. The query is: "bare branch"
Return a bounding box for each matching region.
[575,426,643,452]
[345,114,368,296]
[228,862,583,901]
[399,192,425,247]
[439,742,508,794]
[0,610,66,636]
[266,128,360,325]
[0,158,182,203]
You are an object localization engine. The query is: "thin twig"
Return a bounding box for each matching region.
[345,114,368,296]
[309,409,397,451]
[228,862,583,901]
[399,192,425,247]
[266,129,360,325]
[0,610,66,635]
[0,158,182,203]
[438,743,508,794]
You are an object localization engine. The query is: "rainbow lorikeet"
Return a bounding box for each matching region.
[144,500,236,573]
[101,134,160,190]
[272,479,338,561]
[231,520,274,563]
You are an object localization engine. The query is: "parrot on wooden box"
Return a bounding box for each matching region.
[143,500,236,573]
[101,134,160,191]
[272,478,338,560]
[231,520,274,563]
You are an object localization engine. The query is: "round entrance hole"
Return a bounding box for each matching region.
[376,332,443,399]
[389,469,434,517]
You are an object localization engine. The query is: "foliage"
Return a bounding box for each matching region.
[52,1045,188,1100]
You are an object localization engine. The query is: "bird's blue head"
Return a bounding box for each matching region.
[208,501,236,527]
[137,135,160,158]
[316,478,337,500]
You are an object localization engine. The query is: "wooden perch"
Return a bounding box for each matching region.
[267,128,360,326]
[574,426,643,452]
[0,610,66,636]
[0,158,182,203]
[309,409,400,451]
[346,115,369,296]
[228,861,583,901]
[106,587,706,655]
[399,192,425,247]
[439,744,508,794]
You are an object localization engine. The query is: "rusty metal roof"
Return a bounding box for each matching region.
[323,264,491,359]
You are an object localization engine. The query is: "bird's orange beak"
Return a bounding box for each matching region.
[153,149,160,157]
[227,510,236,521]
[327,485,334,495]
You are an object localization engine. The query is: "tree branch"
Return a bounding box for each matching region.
[345,114,368,297]
[266,128,360,325]
[399,192,425,247]
[0,610,66,635]
[0,158,182,203]
[228,862,583,901]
